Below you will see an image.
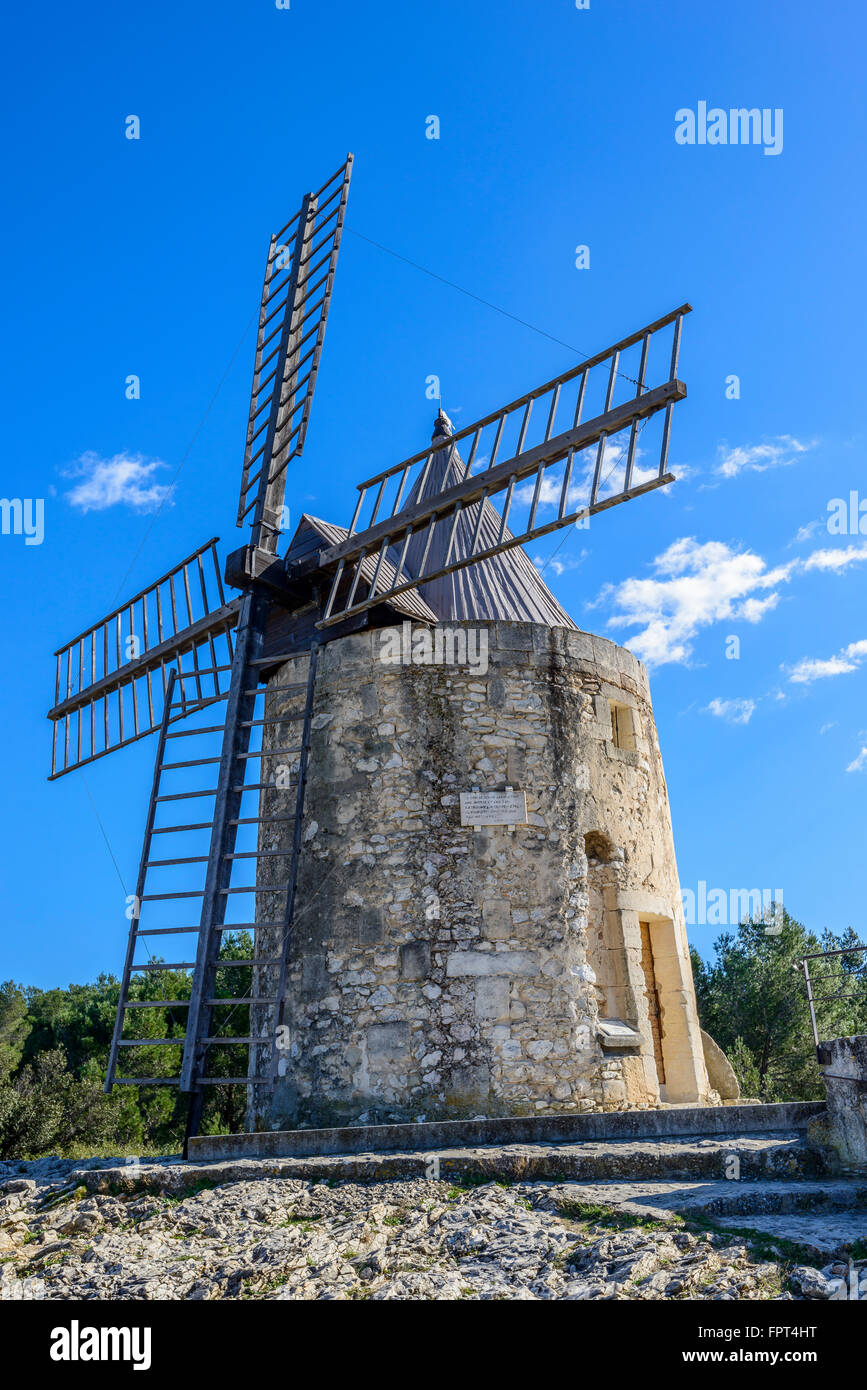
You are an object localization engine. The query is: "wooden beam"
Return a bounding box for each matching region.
[320,379,686,569]
[352,304,692,492]
[180,589,269,1097]
[317,472,676,629]
[47,602,240,722]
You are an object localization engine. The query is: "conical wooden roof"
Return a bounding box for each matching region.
[400,410,577,627]
[286,514,439,624]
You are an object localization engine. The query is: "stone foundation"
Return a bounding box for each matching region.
[818,1035,867,1170]
[248,621,710,1130]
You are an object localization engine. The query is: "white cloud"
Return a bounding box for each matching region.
[598,538,792,666]
[789,655,857,683]
[596,523,867,669]
[63,452,171,513]
[820,722,837,734]
[802,545,867,573]
[515,445,598,510]
[793,519,822,543]
[715,435,814,480]
[739,594,780,623]
[706,697,756,725]
[517,473,576,509]
[514,439,683,514]
[787,637,867,685]
[846,747,867,774]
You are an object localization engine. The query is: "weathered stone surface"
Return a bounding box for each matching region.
[367,1023,410,1060]
[1,1155,860,1302]
[248,622,710,1130]
[701,1029,740,1101]
[475,977,510,1021]
[818,1035,867,1170]
[446,951,537,978]
[399,941,430,980]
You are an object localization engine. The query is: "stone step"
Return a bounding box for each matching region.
[75,1132,830,1197]
[188,1100,826,1162]
[714,1213,867,1259]
[539,1178,867,1260]
[546,1177,867,1220]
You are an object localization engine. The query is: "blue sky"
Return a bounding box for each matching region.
[2,0,865,988]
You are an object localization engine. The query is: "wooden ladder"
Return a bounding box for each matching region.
[105,601,319,1140]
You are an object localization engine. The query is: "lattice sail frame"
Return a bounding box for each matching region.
[318,304,691,628]
[237,154,353,553]
[48,539,239,778]
[47,156,354,779]
[47,156,355,1129]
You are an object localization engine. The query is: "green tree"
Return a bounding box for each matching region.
[0,930,257,1158]
[0,1049,137,1159]
[0,981,30,1082]
[691,911,867,1102]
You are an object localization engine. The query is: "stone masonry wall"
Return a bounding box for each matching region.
[248,622,710,1130]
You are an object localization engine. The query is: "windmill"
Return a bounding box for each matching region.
[47,153,691,1142]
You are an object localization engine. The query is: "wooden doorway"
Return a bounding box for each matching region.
[639,919,666,1085]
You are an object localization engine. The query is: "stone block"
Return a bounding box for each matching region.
[481,898,512,940]
[615,892,672,918]
[506,748,526,785]
[819,1034,867,1170]
[360,682,380,717]
[474,976,510,1020]
[302,954,327,993]
[596,1017,642,1051]
[590,634,618,671]
[487,676,506,708]
[399,940,431,980]
[446,950,537,978]
[565,631,595,662]
[367,1021,410,1061]
[359,909,384,945]
[450,1063,491,1098]
[494,625,534,651]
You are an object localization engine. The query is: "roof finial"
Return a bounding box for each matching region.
[432,406,454,440]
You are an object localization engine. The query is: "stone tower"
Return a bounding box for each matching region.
[248,414,711,1130]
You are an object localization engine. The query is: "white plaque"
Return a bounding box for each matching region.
[459,789,527,827]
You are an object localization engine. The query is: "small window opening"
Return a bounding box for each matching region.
[584,830,615,863]
[609,701,635,751]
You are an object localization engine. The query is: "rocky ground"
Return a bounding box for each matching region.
[1,1163,863,1301]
